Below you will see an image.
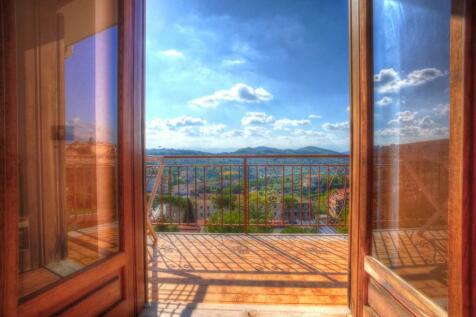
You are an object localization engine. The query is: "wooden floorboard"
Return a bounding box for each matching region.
[149,229,448,309]
[149,233,349,306]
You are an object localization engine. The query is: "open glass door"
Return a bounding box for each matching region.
[367,0,451,315]
[349,0,475,316]
[0,0,145,315]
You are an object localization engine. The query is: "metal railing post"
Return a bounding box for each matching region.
[243,158,248,233]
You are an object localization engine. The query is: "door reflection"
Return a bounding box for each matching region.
[17,0,119,299]
[371,0,450,310]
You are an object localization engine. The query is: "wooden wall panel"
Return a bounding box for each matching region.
[59,275,122,317]
[0,0,19,315]
[18,254,124,316]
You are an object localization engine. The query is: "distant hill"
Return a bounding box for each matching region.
[146,146,342,156]
[146,148,211,156]
[225,146,341,155]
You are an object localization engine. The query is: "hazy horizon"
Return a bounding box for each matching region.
[145,144,345,153]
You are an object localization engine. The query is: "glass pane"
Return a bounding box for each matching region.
[16,0,119,299]
[372,0,450,310]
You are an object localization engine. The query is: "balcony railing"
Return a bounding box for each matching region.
[146,154,350,233]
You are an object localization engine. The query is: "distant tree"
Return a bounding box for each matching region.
[212,191,238,210]
[151,195,195,223]
[205,210,272,233]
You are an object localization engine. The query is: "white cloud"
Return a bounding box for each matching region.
[145,112,351,151]
[222,129,245,138]
[147,118,349,151]
[243,126,270,138]
[376,125,448,139]
[166,116,207,127]
[274,119,310,130]
[241,113,310,130]
[418,116,437,129]
[241,112,274,126]
[375,96,393,107]
[147,116,225,140]
[222,58,246,66]
[179,124,226,137]
[374,68,400,93]
[376,111,449,141]
[388,111,418,126]
[189,83,273,108]
[322,121,349,131]
[146,118,167,130]
[147,116,207,130]
[293,129,327,138]
[159,49,185,58]
[308,114,322,119]
[221,126,272,139]
[231,42,259,57]
[374,68,444,93]
[405,68,444,86]
[432,103,449,116]
[67,117,96,141]
[199,124,226,136]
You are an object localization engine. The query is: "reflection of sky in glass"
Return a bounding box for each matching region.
[65,26,118,144]
[373,0,450,146]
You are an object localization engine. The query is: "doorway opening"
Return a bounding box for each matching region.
[144,1,350,315]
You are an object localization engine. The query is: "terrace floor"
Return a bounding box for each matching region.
[147,233,349,316]
[144,229,449,316]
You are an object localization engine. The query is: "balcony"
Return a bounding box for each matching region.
[145,154,351,316]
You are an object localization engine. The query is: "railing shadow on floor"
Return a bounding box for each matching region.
[148,233,350,315]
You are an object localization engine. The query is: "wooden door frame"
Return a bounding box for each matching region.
[448,0,476,316]
[131,0,147,311]
[0,0,146,316]
[349,0,476,316]
[121,0,147,313]
[349,0,373,315]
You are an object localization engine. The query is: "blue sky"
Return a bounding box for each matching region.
[145,0,350,152]
[145,0,450,152]
[65,26,118,144]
